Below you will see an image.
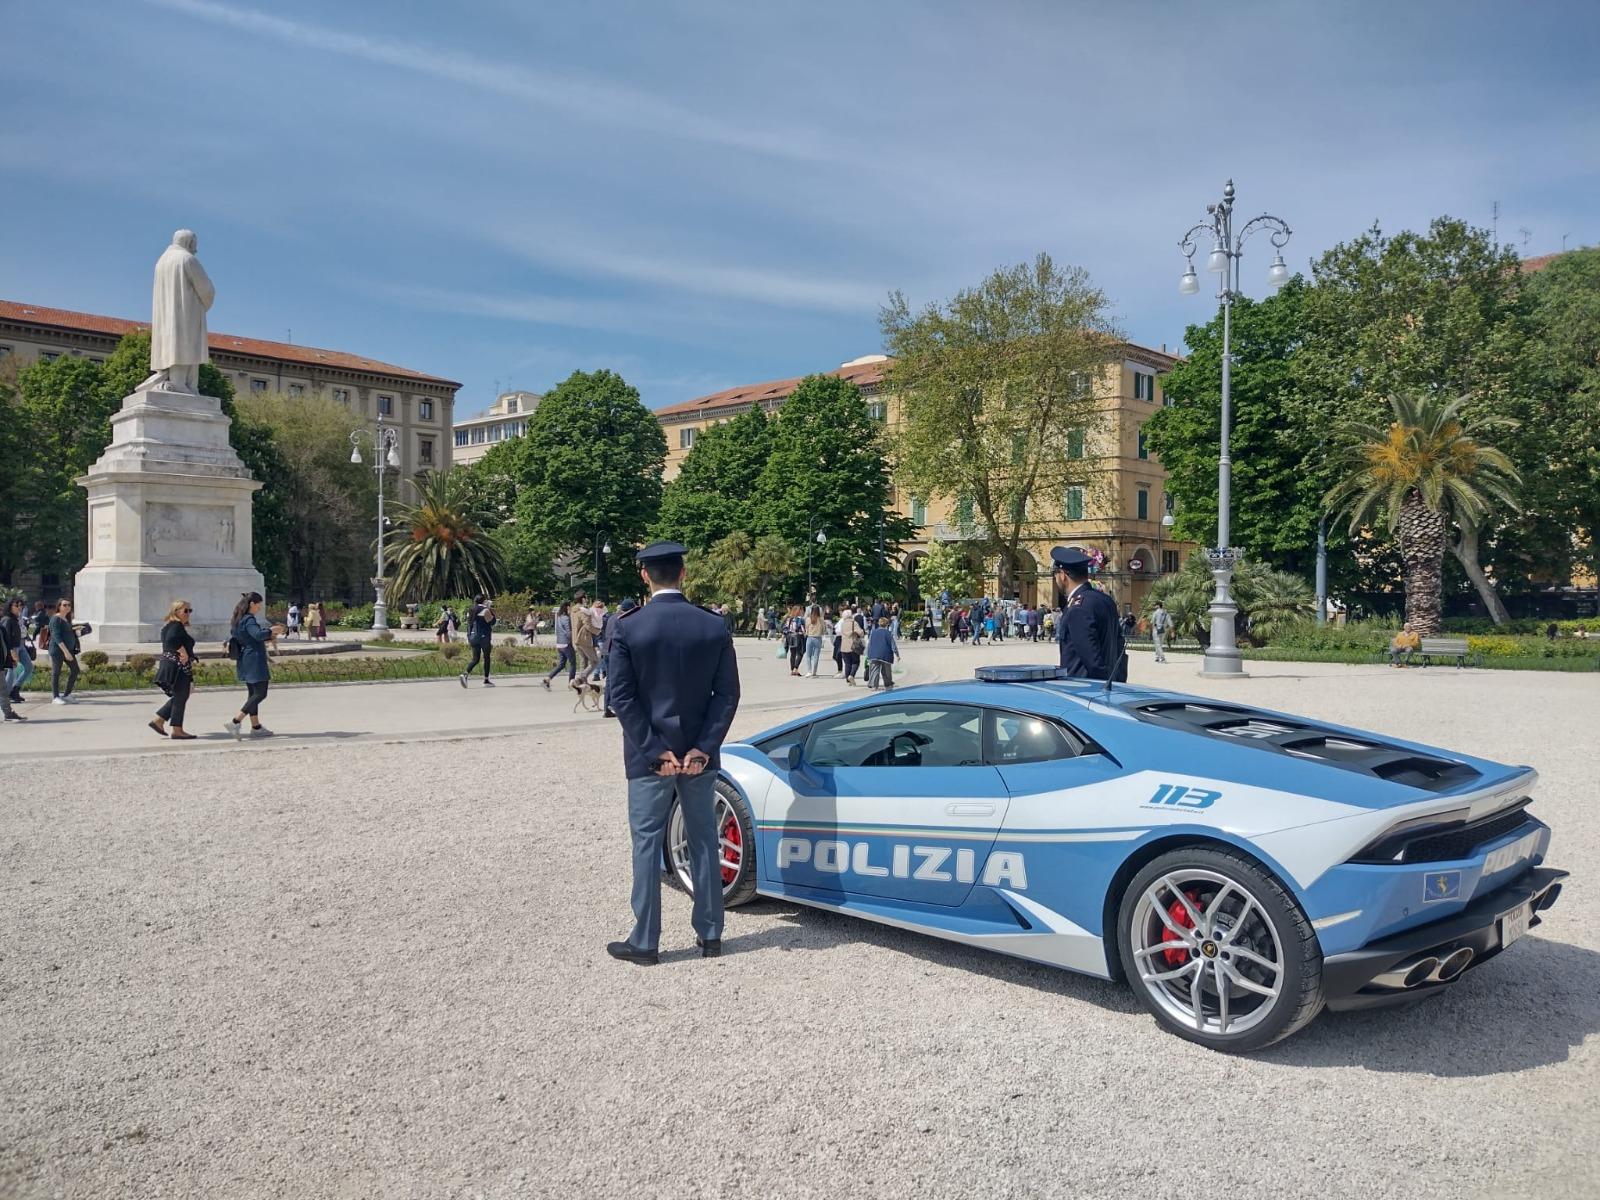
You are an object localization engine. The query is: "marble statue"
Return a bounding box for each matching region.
[140,229,215,394]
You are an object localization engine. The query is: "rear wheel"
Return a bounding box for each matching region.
[1117,846,1323,1052]
[664,777,758,907]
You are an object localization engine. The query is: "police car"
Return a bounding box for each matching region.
[663,665,1567,1052]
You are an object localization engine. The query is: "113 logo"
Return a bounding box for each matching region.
[1145,783,1222,810]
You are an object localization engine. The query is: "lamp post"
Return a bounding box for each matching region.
[806,517,827,600]
[594,531,612,602]
[1315,515,1328,626]
[1178,179,1292,676]
[349,414,402,633]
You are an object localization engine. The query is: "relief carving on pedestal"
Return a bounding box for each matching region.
[144,502,236,562]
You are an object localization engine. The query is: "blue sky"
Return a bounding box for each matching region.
[4,1,1596,416]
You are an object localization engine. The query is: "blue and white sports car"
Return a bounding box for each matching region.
[663,666,1567,1052]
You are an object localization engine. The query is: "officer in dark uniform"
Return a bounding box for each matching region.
[604,542,741,965]
[1051,546,1127,681]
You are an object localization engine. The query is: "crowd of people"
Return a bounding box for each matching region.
[764,598,903,689]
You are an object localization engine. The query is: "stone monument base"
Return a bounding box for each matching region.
[75,565,269,645]
[75,384,264,645]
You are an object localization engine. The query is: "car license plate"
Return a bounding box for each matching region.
[1499,901,1532,949]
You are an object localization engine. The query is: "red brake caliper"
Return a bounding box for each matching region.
[1161,890,1202,967]
[720,815,742,884]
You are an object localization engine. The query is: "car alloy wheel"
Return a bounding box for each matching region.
[665,778,758,907]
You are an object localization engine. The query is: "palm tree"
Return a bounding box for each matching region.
[1144,553,1312,646]
[384,471,507,602]
[1324,394,1520,635]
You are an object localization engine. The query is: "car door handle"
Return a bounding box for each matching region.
[945,802,995,816]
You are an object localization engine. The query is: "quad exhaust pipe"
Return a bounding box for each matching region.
[1372,946,1475,991]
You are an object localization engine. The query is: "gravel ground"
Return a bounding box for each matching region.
[2,660,1596,1199]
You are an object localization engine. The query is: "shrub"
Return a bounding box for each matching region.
[126,653,156,674]
[494,643,518,666]
[439,643,464,660]
[375,629,395,642]
[80,649,110,669]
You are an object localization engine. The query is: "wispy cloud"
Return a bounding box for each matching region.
[141,0,847,167]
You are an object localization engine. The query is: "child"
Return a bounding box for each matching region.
[865,616,899,690]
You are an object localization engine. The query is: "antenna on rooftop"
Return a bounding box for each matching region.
[1491,200,1500,247]
[1518,227,1532,249]
[1563,233,1571,251]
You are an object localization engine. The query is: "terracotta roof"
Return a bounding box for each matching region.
[0,299,460,388]
[1519,252,1569,274]
[654,359,887,419]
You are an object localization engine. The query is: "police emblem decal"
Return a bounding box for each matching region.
[1421,870,1461,902]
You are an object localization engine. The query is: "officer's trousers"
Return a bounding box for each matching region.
[626,770,723,952]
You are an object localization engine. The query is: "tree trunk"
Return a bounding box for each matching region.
[1398,490,1446,635]
[1450,522,1511,626]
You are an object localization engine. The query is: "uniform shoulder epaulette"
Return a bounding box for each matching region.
[617,605,643,619]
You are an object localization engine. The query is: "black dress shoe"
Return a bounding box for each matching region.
[606,941,658,965]
[696,938,722,958]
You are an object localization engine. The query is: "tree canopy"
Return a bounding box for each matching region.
[655,404,775,550]
[881,253,1119,597]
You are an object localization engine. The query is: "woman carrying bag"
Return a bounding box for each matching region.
[150,598,197,740]
[225,591,274,740]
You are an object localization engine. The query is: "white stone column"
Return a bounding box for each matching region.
[75,386,264,644]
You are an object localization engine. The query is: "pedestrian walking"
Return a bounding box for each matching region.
[572,600,600,691]
[605,541,740,966]
[601,596,637,718]
[755,607,769,640]
[150,599,197,739]
[838,604,864,685]
[1120,607,1137,642]
[521,606,539,645]
[1,601,27,722]
[803,604,825,676]
[784,605,805,675]
[48,598,86,704]
[435,604,453,644]
[865,616,899,690]
[224,591,275,739]
[1150,601,1171,663]
[543,602,578,688]
[830,608,844,674]
[307,601,327,641]
[460,595,496,687]
[4,596,35,707]
[286,601,301,639]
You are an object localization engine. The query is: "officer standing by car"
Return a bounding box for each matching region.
[604,541,741,966]
[1051,546,1126,681]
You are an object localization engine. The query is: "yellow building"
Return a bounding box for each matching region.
[654,344,1192,612]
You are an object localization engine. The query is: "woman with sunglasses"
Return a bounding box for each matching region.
[226,591,275,739]
[149,599,197,739]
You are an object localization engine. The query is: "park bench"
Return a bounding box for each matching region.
[1418,636,1475,668]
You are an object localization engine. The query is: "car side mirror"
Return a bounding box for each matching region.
[781,742,804,772]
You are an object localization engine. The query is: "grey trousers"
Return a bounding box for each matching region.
[627,770,723,952]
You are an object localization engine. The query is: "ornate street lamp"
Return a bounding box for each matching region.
[594,532,612,602]
[806,518,827,599]
[1177,180,1291,676]
[349,415,402,632]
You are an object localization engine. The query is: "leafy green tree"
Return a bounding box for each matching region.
[502,370,666,598]
[1325,394,1521,634]
[655,404,775,550]
[881,253,1119,597]
[1143,279,1353,586]
[236,389,375,604]
[1146,553,1313,646]
[0,360,28,583]
[750,374,911,600]
[686,530,797,619]
[1294,219,1531,617]
[385,469,506,601]
[915,539,980,603]
[98,331,295,592]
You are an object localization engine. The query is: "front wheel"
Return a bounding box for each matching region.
[663,777,758,907]
[1117,846,1323,1052]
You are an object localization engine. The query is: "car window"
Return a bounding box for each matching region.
[755,725,810,768]
[805,703,984,768]
[984,710,1082,765]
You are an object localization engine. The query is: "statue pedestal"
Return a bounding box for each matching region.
[74,385,263,644]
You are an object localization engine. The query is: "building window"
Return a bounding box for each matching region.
[41,351,60,362]
[910,497,927,527]
[1064,487,1085,521]
[505,397,519,414]
[88,356,104,364]
[0,345,11,359]
[1134,371,1155,401]
[1162,549,1181,574]
[679,427,696,449]
[1067,428,1085,459]
[418,437,434,465]
[1008,494,1026,524]
[288,383,304,397]
[865,400,886,421]
[1137,486,1150,521]
[471,427,486,444]
[333,388,350,405]
[419,400,434,420]
[377,394,394,416]
[955,496,975,529]
[1137,430,1149,460]
[250,378,268,393]
[455,429,469,447]
[490,424,504,442]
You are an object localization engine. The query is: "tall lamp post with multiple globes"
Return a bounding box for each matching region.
[593,531,611,603]
[1178,179,1291,676]
[349,415,402,633]
[806,518,827,600]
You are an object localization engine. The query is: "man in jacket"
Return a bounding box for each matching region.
[1052,547,1126,682]
[604,542,740,965]
[0,605,25,721]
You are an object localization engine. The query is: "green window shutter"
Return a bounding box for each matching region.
[1068,429,1084,459]
[1137,488,1149,520]
[1137,431,1148,459]
[956,496,974,528]
[1064,487,1084,521]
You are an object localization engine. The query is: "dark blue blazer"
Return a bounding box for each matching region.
[1056,584,1127,681]
[607,592,741,780]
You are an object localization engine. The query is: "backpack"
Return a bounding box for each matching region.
[225,632,242,661]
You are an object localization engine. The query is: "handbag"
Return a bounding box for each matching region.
[154,651,191,695]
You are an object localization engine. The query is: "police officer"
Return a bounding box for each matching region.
[604,542,741,965]
[1051,547,1126,681]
